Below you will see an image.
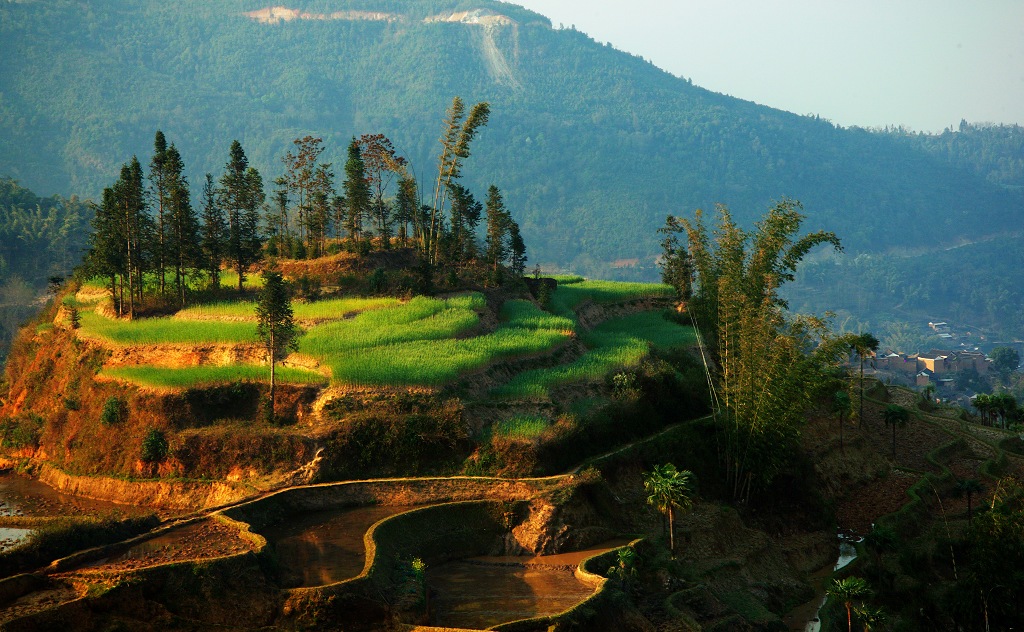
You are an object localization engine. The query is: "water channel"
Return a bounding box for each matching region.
[783,534,861,632]
[0,472,152,553]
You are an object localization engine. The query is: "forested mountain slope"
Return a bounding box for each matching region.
[1,0,1022,331]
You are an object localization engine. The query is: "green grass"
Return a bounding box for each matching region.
[79,310,258,345]
[81,269,264,294]
[300,295,484,357]
[548,279,675,318]
[493,416,549,440]
[300,294,572,386]
[492,311,695,399]
[176,296,401,322]
[321,325,569,386]
[101,365,328,388]
[499,300,574,331]
[551,274,585,284]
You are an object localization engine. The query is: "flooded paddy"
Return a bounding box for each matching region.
[427,540,629,629]
[82,518,257,572]
[0,472,150,519]
[259,504,419,587]
[0,472,154,553]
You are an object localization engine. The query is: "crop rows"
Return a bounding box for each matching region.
[176,296,400,322]
[101,364,328,389]
[492,311,695,399]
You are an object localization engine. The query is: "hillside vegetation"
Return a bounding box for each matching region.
[2,0,1023,342]
[1,253,696,482]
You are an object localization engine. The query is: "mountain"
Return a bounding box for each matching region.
[1,0,1022,335]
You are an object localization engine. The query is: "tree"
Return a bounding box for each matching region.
[955,478,985,521]
[643,463,695,557]
[256,269,298,422]
[508,221,527,277]
[484,185,511,272]
[394,175,418,247]
[659,201,847,501]
[83,188,126,315]
[148,131,169,296]
[833,390,852,452]
[200,173,226,290]
[658,214,693,303]
[827,576,870,632]
[852,332,880,426]
[990,346,1020,379]
[359,133,407,248]
[445,182,482,264]
[141,427,169,471]
[163,144,200,307]
[218,141,264,291]
[883,404,910,460]
[342,139,371,245]
[426,97,490,263]
[113,157,151,318]
[280,135,325,249]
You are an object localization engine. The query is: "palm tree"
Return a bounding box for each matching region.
[883,404,910,461]
[643,464,695,557]
[827,576,870,632]
[973,393,991,426]
[852,333,879,426]
[955,478,985,521]
[921,383,936,407]
[854,602,884,631]
[833,390,852,451]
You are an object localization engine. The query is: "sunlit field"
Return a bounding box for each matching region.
[101,364,328,389]
[83,274,686,391]
[492,311,695,399]
[547,279,675,318]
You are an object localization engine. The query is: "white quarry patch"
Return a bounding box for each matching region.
[245,7,400,24]
[424,9,516,27]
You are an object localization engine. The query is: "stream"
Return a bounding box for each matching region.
[784,534,861,632]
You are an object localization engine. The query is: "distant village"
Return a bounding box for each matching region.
[858,320,1023,409]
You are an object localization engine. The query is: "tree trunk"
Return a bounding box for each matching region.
[859,357,866,429]
[892,422,897,461]
[668,506,675,557]
[269,328,276,423]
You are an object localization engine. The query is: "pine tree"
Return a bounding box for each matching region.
[200,174,226,290]
[484,185,510,272]
[149,131,169,296]
[256,269,298,422]
[218,141,264,291]
[116,157,151,318]
[394,175,418,247]
[508,220,527,276]
[163,144,200,307]
[342,139,371,246]
[446,183,482,265]
[83,187,126,314]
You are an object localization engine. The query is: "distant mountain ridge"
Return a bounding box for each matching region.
[1,1,1021,318]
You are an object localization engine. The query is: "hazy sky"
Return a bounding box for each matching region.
[509,0,1024,132]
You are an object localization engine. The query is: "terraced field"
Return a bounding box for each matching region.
[80,277,687,395]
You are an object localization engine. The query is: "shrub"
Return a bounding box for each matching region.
[141,428,169,463]
[100,396,128,425]
[0,413,44,449]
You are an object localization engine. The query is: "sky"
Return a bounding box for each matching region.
[509,0,1024,132]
